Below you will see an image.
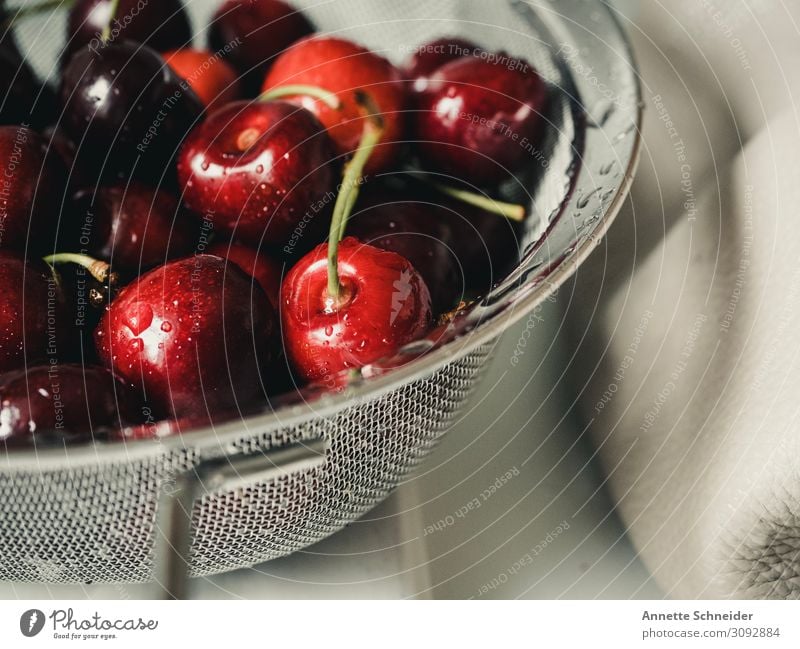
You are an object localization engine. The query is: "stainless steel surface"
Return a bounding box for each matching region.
[0,0,641,583]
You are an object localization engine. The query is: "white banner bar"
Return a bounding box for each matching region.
[1,600,798,647]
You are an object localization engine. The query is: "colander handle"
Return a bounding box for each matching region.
[153,437,329,599]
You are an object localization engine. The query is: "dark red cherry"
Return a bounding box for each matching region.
[95,255,276,418]
[0,364,144,446]
[281,237,432,382]
[347,191,461,315]
[59,40,203,182]
[0,252,63,372]
[208,241,282,310]
[0,126,68,253]
[403,37,479,92]
[208,0,313,94]
[164,48,242,111]
[263,36,407,173]
[413,56,548,185]
[69,182,200,275]
[177,100,336,248]
[65,0,192,58]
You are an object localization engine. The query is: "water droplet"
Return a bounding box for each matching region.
[201,161,210,171]
[324,325,334,336]
[160,321,173,333]
[124,303,153,335]
[600,160,615,175]
[256,165,264,174]
[129,338,144,352]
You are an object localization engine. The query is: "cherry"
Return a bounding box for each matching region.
[164,48,242,111]
[347,189,461,315]
[208,0,313,94]
[208,241,282,310]
[0,252,64,372]
[177,99,336,248]
[281,101,432,382]
[283,238,431,382]
[263,36,407,173]
[69,182,200,275]
[65,0,192,59]
[95,254,276,418]
[0,126,68,253]
[59,40,203,183]
[403,37,479,92]
[0,364,144,446]
[413,55,548,186]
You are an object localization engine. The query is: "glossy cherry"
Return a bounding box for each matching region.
[281,104,432,382]
[263,36,407,173]
[0,252,64,372]
[208,0,313,93]
[208,241,282,310]
[95,255,276,418]
[0,364,144,446]
[177,99,336,248]
[403,37,479,92]
[69,182,200,275]
[413,55,548,185]
[347,189,461,315]
[0,126,68,253]
[282,237,432,382]
[59,40,203,182]
[165,48,242,111]
[65,0,192,58]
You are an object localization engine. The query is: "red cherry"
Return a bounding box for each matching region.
[208,0,313,93]
[413,55,548,185]
[177,100,336,247]
[0,364,143,446]
[70,182,200,275]
[403,37,479,92]
[0,126,67,253]
[95,255,276,418]
[208,241,282,310]
[262,36,407,173]
[164,48,242,111]
[282,237,432,382]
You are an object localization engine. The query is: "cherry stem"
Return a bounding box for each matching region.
[326,91,385,301]
[412,174,526,222]
[2,0,75,29]
[101,0,122,43]
[260,85,341,110]
[43,253,116,285]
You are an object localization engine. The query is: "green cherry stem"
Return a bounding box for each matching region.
[411,173,527,222]
[101,0,122,43]
[260,85,341,110]
[43,253,117,286]
[326,91,384,302]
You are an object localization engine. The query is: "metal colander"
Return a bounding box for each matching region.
[0,0,641,590]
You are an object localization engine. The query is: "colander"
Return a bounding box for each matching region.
[0,0,641,595]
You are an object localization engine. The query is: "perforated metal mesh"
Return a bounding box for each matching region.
[0,344,492,582]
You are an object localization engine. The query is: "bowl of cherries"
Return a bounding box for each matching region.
[0,0,640,580]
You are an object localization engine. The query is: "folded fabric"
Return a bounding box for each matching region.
[563,1,800,598]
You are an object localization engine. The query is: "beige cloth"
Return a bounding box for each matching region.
[564,0,800,598]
